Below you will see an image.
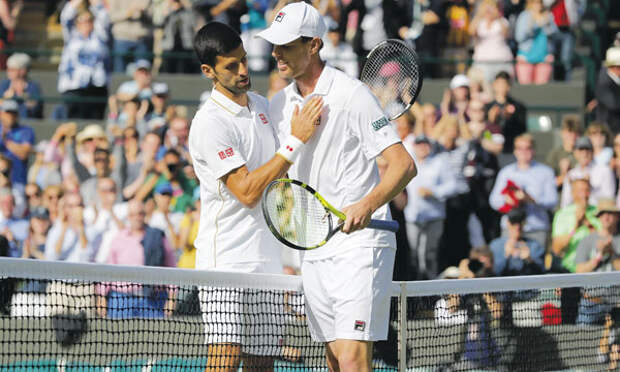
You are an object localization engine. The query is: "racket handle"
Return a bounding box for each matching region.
[368,219,399,232]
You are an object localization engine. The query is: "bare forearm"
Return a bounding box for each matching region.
[551,234,572,255]
[225,155,291,208]
[364,149,415,213]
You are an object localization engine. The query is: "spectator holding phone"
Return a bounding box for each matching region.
[489,208,545,276]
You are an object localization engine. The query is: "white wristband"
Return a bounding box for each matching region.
[276,135,305,163]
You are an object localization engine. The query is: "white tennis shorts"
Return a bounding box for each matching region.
[198,262,284,356]
[301,246,396,342]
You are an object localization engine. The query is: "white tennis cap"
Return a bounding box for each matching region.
[256,2,326,45]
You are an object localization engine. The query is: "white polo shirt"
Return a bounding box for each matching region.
[189,88,282,271]
[269,65,400,260]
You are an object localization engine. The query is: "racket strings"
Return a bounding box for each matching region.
[264,182,331,248]
[360,40,421,120]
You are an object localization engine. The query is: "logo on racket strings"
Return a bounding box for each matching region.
[275,12,285,22]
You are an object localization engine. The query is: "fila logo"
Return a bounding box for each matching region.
[259,113,269,124]
[354,320,366,331]
[275,12,285,22]
[218,147,235,160]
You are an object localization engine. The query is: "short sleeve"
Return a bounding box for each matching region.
[347,84,401,159]
[190,115,246,179]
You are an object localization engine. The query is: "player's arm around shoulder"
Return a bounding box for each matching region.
[223,96,324,208]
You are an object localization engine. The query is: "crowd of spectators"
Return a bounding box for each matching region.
[0,0,619,360]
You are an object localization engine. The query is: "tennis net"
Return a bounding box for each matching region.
[1,257,620,371]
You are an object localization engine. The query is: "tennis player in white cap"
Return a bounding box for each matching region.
[257,3,417,371]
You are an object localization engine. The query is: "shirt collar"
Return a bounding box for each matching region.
[209,87,245,116]
[287,64,335,101]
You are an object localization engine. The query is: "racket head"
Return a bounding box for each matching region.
[261,179,340,250]
[360,39,424,121]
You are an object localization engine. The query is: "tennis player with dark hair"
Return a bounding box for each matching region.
[189,22,323,372]
[257,3,417,371]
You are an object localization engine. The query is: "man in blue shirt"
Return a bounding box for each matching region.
[0,100,34,187]
[0,53,43,118]
[0,188,29,257]
[489,208,545,276]
[489,133,558,249]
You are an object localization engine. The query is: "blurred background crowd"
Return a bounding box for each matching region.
[0,0,618,337]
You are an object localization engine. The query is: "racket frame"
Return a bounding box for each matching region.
[361,38,424,121]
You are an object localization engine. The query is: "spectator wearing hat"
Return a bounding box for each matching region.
[115,59,153,102]
[107,0,152,73]
[560,136,615,208]
[0,99,34,187]
[485,71,527,157]
[595,47,620,134]
[440,74,471,122]
[574,199,620,324]
[404,135,460,280]
[489,134,557,249]
[148,182,183,252]
[139,82,174,137]
[22,206,50,260]
[319,20,358,78]
[489,208,545,276]
[0,53,43,118]
[58,1,110,120]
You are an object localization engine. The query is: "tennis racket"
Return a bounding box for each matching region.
[261,179,399,250]
[360,39,423,121]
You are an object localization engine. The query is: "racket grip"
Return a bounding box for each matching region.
[368,219,399,232]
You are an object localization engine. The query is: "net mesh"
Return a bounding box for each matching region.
[360,39,422,120]
[2,258,620,371]
[263,181,332,249]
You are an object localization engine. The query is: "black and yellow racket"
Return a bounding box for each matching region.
[261,179,399,250]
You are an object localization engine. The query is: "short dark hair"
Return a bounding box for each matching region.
[494,71,512,84]
[507,207,526,224]
[193,22,242,67]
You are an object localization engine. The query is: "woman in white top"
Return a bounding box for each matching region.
[469,0,514,82]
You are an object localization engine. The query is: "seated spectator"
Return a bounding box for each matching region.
[320,21,358,78]
[586,121,613,167]
[466,98,504,155]
[561,137,615,207]
[485,71,527,156]
[160,0,195,74]
[77,145,125,207]
[594,47,620,134]
[44,122,78,181]
[404,135,459,280]
[108,0,152,73]
[84,177,127,263]
[27,140,62,190]
[115,59,153,102]
[0,99,34,188]
[44,192,100,262]
[489,134,558,249]
[122,131,161,200]
[42,185,63,224]
[0,188,28,257]
[468,0,514,82]
[24,183,42,216]
[148,182,183,252]
[11,206,49,317]
[545,114,581,189]
[97,199,176,318]
[177,196,199,269]
[574,199,620,324]
[0,0,23,70]
[467,67,493,104]
[58,3,110,119]
[412,102,439,137]
[0,53,43,118]
[67,124,108,181]
[0,154,25,217]
[440,74,470,123]
[156,116,190,162]
[107,96,140,131]
[551,178,600,273]
[514,0,558,85]
[140,82,174,136]
[489,208,545,276]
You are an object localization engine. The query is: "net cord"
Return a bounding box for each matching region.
[2,258,619,297]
